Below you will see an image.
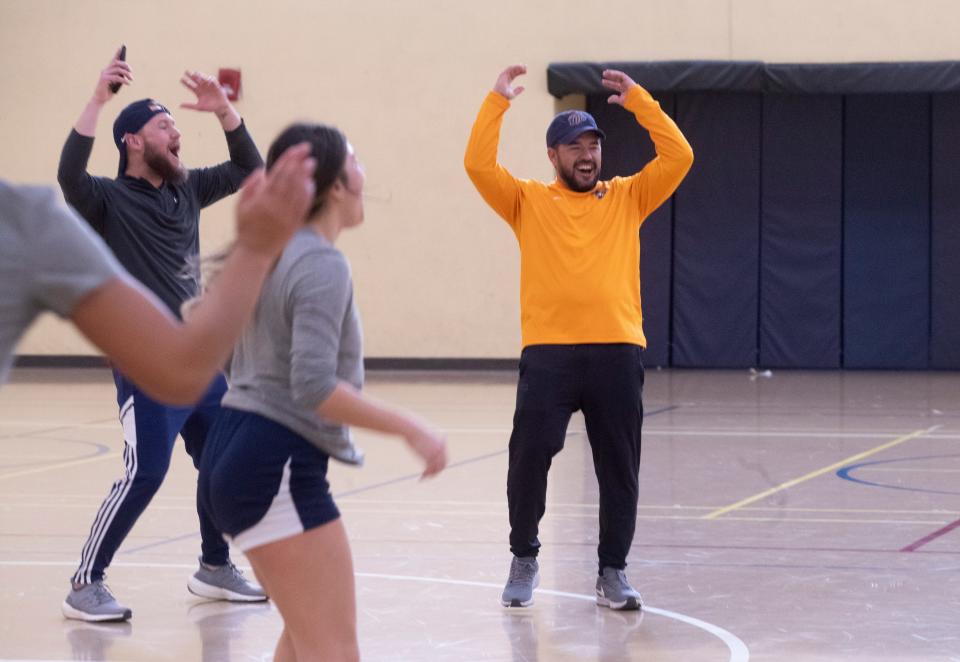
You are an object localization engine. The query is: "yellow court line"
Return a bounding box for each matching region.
[0,452,122,482]
[702,426,940,520]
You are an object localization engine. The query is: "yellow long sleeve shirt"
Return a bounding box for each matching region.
[464,85,694,349]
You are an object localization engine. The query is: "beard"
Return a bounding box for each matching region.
[144,143,188,185]
[557,160,600,193]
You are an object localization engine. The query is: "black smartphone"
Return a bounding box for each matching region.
[109,45,127,94]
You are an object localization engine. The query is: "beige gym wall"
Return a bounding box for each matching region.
[2,0,958,359]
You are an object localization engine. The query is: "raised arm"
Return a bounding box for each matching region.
[74,46,133,137]
[181,70,264,206]
[179,70,241,132]
[71,143,316,404]
[602,69,694,219]
[463,65,527,229]
[57,47,132,229]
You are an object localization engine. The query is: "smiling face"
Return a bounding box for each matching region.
[137,112,186,184]
[548,131,602,193]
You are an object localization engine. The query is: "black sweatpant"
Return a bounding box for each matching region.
[507,343,644,572]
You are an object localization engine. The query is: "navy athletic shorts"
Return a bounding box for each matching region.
[199,406,341,552]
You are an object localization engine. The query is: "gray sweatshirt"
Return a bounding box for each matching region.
[1,181,124,384]
[222,227,364,464]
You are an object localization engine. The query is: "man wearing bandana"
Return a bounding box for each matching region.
[57,47,266,621]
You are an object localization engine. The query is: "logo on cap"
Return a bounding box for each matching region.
[546,109,605,147]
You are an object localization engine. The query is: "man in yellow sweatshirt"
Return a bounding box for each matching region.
[464,64,693,610]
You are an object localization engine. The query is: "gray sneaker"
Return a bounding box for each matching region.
[500,556,539,607]
[187,559,267,602]
[596,567,642,611]
[62,581,132,622]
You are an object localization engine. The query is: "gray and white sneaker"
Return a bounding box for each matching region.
[500,556,539,608]
[596,567,642,611]
[187,558,267,602]
[62,581,132,622]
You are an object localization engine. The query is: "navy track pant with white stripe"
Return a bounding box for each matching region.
[70,372,229,585]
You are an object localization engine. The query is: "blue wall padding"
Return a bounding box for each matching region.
[931,94,960,369]
[671,93,762,368]
[759,95,844,367]
[843,94,930,368]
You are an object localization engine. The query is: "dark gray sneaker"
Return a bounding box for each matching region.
[62,581,132,622]
[596,567,642,611]
[500,556,539,607]
[187,559,267,602]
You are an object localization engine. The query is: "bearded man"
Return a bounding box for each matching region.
[56,47,266,621]
[464,65,693,611]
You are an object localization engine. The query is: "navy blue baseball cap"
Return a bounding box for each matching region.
[545,110,606,148]
[113,98,172,175]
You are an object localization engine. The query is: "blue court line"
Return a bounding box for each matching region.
[121,403,681,554]
[836,453,960,496]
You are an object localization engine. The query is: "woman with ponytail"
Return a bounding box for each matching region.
[198,123,447,661]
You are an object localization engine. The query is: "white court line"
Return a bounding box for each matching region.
[359,572,749,662]
[0,492,195,501]
[0,503,947,525]
[0,561,201,569]
[3,420,958,438]
[4,499,959,520]
[335,508,946,525]
[0,416,953,434]
[435,428,960,439]
[0,453,98,459]
[451,428,960,440]
[3,502,194,511]
[0,561,749,662]
[0,452,121,481]
[336,499,960,515]
[4,497,958,519]
[643,429,960,439]
[703,516,947,525]
[0,419,115,429]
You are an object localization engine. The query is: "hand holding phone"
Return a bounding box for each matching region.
[109,45,127,94]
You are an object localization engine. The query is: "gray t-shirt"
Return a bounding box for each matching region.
[223,227,365,464]
[0,181,124,384]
